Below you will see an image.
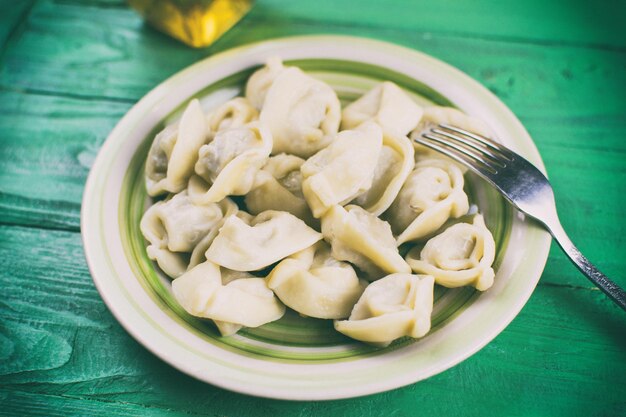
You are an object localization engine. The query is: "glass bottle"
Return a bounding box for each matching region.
[128,0,254,48]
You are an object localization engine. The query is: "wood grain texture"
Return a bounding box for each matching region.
[2,0,626,103]
[251,0,626,49]
[0,0,34,50]
[0,90,130,231]
[1,226,625,417]
[1,0,625,415]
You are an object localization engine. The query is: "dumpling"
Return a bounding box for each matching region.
[244,154,316,227]
[205,210,323,271]
[385,158,469,245]
[140,192,237,278]
[145,99,208,196]
[321,205,411,280]
[172,261,285,336]
[189,122,272,204]
[212,268,266,336]
[351,129,415,216]
[193,122,271,184]
[410,106,493,163]
[301,122,383,218]
[341,81,423,136]
[267,241,367,319]
[260,66,341,158]
[207,97,258,132]
[334,273,434,347]
[245,56,286,110]
[187,198,239,269]
[411,106,493,138]
[406,215,496,291]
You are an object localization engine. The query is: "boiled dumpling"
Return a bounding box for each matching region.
[351,129,415,216]
[410,106,494,164]
[186,267,255,337]
[411,106,493,138]
[245,154,316,227]
[140,192,237,278]
[205,210,322,271]
[212,320,243,337]
[207,97,259,133]
[193,122,271,183]
[334,273,434,347]
[321,205,411,280]
[341,81,423,136]
[189,122,272,204]
[212,268,267,336]
[172,261,285,336]
[260,66,341,158]
[141,192,222,253]
[267,241,367,319]
[145,99,208,196]
[245,57,286,110]
[301,122,383,218]
[406,215,496,291]
[187,198,239,269]
[385,158,469,245]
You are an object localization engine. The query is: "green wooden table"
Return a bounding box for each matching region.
[1,1,625,415]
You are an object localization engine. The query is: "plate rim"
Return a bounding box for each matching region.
[81,34,552,400]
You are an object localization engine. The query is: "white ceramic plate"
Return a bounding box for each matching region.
[82,35,551,400]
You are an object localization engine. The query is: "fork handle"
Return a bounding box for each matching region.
[547,220,626,311]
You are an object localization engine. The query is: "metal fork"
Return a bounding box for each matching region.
[415,123,626,311]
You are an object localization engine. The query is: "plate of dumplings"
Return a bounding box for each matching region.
[82,35,551,400]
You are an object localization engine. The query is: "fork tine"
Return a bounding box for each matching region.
[417,133,498,175]
[438,123,515,161]
[431,127,506,167]
[414,135,471,165]
[419,133,498,174]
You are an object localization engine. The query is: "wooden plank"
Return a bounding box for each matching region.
[528,116,626,288]
[0,0,205,101]
[0,0,34,50]
[1,0,626,103]
[251,0,626,49]
[0,390,191,417]
[0,90,131,231]
[1,225,625,416]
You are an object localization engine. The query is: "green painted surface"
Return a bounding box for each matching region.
[0,0,625,415]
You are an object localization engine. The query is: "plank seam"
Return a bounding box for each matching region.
[0,221,79,233]
[52,0,128,10]
[0,85,136,104]
[538,281,600,292]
